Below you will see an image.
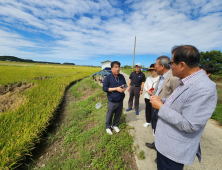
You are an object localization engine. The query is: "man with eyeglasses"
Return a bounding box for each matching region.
[103,61,127,135]
[150,45,217,170]
[145,55,179,163]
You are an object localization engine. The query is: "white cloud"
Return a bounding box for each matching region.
[0,4,48,30]
[0,0,222,64]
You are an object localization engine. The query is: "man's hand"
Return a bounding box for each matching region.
[151,95,162,101]
[150,96,163,109]
[116,86,126,93]
[139,90,143,95]
[127,86,130,92]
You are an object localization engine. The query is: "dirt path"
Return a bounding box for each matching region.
[121,71,222,170]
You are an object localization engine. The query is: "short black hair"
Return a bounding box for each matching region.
[171,45,200,68]
[201,63,215,74]
[111,61,121,68]
[157,55,170,69]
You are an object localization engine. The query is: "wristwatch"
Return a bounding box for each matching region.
[140,90,143,91]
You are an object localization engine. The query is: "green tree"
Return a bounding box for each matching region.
[123,65,131,69]
[200,50,222,75]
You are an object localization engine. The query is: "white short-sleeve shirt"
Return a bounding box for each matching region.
[144,75,160,99]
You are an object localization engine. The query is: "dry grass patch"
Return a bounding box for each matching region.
[216,84,222,104]
[80,87,98,101]
[0,93,25,113]
[83,121,98,131]
[0,83,33,113]
[121,152,138,170]
[34,76,52,80]
[0,82,32,95]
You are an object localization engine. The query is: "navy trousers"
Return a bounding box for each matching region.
[157,151,184,170]
[151,108,159,133]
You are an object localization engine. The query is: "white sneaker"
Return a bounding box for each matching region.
[111,126,120,133]
[106,128,113,135]
[143,122,151,127]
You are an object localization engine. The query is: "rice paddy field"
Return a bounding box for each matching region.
[0,61,100,169]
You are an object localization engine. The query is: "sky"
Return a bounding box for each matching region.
[0,0,222,67]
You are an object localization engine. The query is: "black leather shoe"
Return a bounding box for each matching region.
[154,158,157,163]
[145,142,156,150]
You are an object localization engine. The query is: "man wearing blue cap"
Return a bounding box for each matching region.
[126,63,145,115]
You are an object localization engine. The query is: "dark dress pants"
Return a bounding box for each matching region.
[128,86,140,111]
[151,107,159,133]
[157,151,184,170]
[145,98,152,123]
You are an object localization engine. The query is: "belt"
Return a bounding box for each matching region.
[131,85,140,87]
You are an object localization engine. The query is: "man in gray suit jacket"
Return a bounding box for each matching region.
[150,45,217,170]
[145,56,179,149]
[151,57,179,133]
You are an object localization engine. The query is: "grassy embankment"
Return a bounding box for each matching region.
[121,69,151,77]
[121,69,134,76]
[33,77,136,170]
[0,61,100,169]
[121,69,222,125]
[211,83,222,125]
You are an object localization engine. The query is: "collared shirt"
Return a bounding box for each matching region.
[103,73,126,102]
[129,71,145,86]
[155,69,171,95]
[164,69,203,106]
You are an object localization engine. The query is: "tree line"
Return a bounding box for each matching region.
[200,50,222,75]
[122,50,222,75]
[0,56,75,65]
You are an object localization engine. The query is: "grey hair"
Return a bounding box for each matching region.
[157,55,170,69]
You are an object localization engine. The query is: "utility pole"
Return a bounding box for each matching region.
[132,36,136,72]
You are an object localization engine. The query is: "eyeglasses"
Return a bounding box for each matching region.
[168,61,174,66]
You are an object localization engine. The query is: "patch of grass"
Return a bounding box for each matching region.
[216,84,222,105]
[91,82,97,89]
[211,84,222,125]
[69,81,83,99]
[40,77,135,170]
[139,150,146,160]
[144,71,152,77]
[121,69,135,75]
[211,104,222,125]
[210,75,222,83]
[82,86,87,90]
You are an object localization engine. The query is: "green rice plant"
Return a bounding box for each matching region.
[0,61,100,169]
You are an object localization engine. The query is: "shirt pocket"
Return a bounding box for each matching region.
[168,128,190,143]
